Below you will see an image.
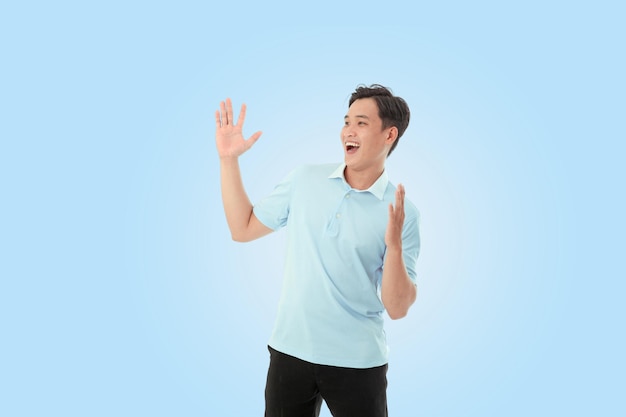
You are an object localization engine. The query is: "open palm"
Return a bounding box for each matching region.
[215,98,262,159]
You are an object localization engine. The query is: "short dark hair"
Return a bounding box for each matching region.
[349,84,410,156]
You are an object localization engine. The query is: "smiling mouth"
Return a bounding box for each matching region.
[345,141,360,152]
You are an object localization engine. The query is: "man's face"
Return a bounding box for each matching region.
[341,98,394,171]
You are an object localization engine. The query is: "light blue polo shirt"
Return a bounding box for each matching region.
[253,163,420,368]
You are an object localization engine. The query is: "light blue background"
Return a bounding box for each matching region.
[1,1,624,416]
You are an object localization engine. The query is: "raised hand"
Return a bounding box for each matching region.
[385,184,406,250]
[215,98,262,159]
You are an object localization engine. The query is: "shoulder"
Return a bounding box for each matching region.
[403,197,420,224]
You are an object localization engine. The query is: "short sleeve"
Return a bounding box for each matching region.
[252,168,298,230]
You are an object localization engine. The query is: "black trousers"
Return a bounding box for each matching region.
[265,346,388,417]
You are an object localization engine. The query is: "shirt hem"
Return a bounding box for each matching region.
[268,341,389,369]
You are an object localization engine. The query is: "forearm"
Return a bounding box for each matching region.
[381,246,417,319]
[219,157,255,241]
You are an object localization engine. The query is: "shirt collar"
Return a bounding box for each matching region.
[328,163,388,200]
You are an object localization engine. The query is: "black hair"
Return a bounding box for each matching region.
[349,84,410,156]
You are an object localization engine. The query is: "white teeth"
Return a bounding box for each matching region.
[345,141,360,148]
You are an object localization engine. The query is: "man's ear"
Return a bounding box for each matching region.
[385,126,398,145]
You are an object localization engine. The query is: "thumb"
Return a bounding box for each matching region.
[245,131,263,149]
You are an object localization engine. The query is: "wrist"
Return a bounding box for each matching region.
[385,243,403,254]
[220,155,240,165]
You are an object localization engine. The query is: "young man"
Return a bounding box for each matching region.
[215,85,420,417]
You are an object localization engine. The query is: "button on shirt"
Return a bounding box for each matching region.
[253,163,420,368]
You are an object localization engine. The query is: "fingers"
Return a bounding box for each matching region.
[226,98,233,125]
[244,131,263,150]
[388,184,405,231]
[389,185,406,214]
[396,184,405,212]
[218,100,227,127]
[237,103,247,127]
[216,98,233,127]
[216,98,248,128]
[214,110,221,129]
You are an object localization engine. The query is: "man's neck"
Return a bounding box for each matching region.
[344,165,385,190]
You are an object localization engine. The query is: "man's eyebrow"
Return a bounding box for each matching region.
[344,115,370,119]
